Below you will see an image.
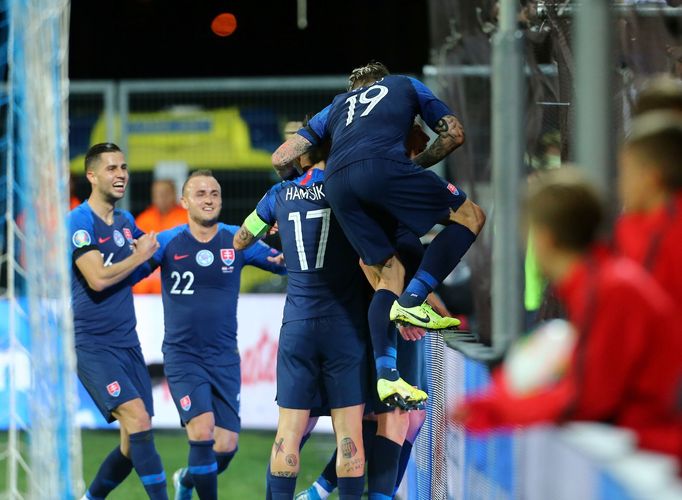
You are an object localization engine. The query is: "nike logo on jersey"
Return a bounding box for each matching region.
[404,309,430,324]
[98,236,111,243]
[174,254,189,261]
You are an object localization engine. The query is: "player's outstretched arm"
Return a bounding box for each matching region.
[75,232,159,292]
[272,134,313,180]
[234,209,271,250]
[412,115,465,168]
[234,225,257,250]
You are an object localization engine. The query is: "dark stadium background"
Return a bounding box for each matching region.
[69,0,429,79]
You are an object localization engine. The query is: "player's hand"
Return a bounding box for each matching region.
[268,222,279,236]
[406,123,430,159]
[133,231,159,260]
[398,324,427,341]
[267,253,285,266]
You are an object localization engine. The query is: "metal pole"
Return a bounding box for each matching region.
[491,0,524,353]
[104,82,116,143]
[574,0,613,192]
[118,83,130,211]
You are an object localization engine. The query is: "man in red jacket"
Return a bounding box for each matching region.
[452,169,682,459]
[614,112,682,307]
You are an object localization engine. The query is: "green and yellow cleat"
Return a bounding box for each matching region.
[377,376,428,410]
[389,301,461,330]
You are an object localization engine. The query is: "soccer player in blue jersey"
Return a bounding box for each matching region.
[296,124,445,500]
[70,143,168,500]
[234,139,369,500]
[271,62,486,408]
[149,170,286,500]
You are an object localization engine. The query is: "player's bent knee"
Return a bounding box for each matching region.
[186,412,216,441]
[450,200,486,235]
[112,398,151,433]
[214,428,238,453]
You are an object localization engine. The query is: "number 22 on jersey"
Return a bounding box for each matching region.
[345,85,389,126]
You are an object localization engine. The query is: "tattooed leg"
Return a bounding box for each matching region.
[330,405,365,478]
[270,408,310,478]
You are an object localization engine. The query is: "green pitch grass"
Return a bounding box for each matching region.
[1,429,338,499]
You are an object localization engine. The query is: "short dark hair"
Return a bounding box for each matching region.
[85,142,122,173]
[348,61,390,91]
[634,76,682,116]
[302,113,330,166]
[626,111,682,190]
[525,168,603,252]
[182,169,216,196]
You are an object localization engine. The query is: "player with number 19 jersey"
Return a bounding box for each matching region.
[255,168,368,410]
[300,75,453,179]
[298,74,467,266]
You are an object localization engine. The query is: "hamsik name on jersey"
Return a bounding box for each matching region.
[285,184,325,202]
[256,169,366,324]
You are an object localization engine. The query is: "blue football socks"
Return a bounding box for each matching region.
[368,436,401,500]
[393,440,414,495]
[399,223,476,307]
[269,473,297,500]
[369,289,400,380]
[128,430,168,499]
[338,476,365,500]
[85,446,133,499]
[216,447,237,474]
[188,440,218,500]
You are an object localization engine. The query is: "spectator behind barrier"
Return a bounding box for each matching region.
[615,113,682,308]
[133,179,187,294]
[452,168,682,461]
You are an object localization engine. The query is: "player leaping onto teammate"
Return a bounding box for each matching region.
[271,62,485,407]
[148,170,286,500]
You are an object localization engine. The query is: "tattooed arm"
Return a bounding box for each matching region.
[412,115,465,168]
[233,225,256,250]
[272,134,314,179]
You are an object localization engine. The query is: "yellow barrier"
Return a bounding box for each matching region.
[70,107,273,172]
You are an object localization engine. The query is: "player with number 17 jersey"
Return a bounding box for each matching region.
[253,167,369,411]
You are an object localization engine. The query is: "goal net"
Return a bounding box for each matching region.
[1,0,82,498]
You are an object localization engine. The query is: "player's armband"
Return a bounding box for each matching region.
[244,210,270,239]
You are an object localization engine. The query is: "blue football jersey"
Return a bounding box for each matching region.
[69,201,146,348]
[256,168,366,324]
[152,223,286,365]
[297,75,453,176]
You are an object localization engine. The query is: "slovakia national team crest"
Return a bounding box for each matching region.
[113,229,125,247]
[180,395,192,411]
[221,248,235,266]
[106,381,121,397]
[446,183,460,196]
[196,249,214,267]
[123,227,134,243]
